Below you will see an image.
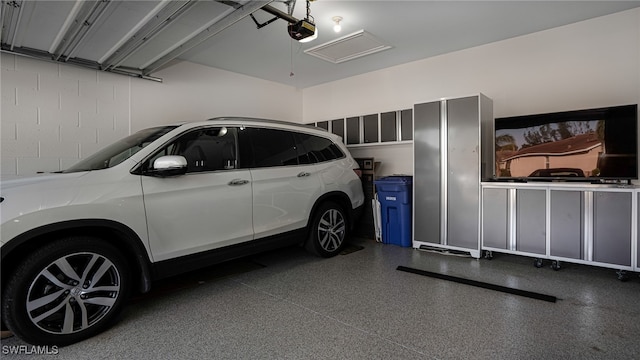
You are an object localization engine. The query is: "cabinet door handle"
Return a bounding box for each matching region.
[297,172,310,178]
[228,179,249,186]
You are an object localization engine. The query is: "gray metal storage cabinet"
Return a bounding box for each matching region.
[481,183,639,274]
[413,94,494,258]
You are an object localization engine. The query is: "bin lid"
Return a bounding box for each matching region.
[374,175,413,185]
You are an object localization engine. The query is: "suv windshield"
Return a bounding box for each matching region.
[63,126,177,173]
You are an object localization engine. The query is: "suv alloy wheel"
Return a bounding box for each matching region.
[306,202,348,257]
[2,237,130,346]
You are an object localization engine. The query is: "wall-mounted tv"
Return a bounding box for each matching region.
[494,104,638,182]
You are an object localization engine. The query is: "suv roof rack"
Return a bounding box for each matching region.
[207,117,325,132]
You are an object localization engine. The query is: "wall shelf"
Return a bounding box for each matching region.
[309,109,413,146]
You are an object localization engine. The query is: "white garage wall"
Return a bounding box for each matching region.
[302,8,640,178]
[131,61,302,131]
[1,55,132,178]
[0,57,301,179]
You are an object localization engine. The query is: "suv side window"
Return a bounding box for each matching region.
[241,128,299,168]
[149,127,238,173]
[295,132,345,163]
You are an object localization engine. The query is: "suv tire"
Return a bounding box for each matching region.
[2,237,131,346]
[306,202,348,257]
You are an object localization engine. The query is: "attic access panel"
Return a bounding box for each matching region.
[304,30,391,64]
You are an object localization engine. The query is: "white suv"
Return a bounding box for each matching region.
[0,117,364,345]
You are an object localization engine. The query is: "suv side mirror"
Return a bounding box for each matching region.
[149,155,188,177]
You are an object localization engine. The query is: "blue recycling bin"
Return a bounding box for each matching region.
[374,176,412,247]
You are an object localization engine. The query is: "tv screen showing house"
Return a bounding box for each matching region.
[495,104,638,180]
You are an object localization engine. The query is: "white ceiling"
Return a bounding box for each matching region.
[2,1,640,88]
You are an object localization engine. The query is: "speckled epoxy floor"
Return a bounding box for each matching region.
[3,238,640,359]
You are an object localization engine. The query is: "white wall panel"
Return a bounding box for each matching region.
[16,157,61,175]
[15,122,60,143]
[1,101,37,124]
[14,55,59,74]
[1,55,129,178]
[39,140,79,159]
[1,138,38,158]
[59,124,97,144]
[130,61,302,131]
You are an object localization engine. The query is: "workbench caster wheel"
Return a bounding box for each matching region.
[616,270,629,282]
[534,258,543,268]
[483,250,493,260]
[551,260,561,271]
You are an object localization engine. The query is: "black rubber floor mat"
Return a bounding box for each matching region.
[397,266,557,303]
[340,244,365,255]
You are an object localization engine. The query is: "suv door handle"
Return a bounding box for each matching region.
[228,179,249,186]
[297,172,310,178]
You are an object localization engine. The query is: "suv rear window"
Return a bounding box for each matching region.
[241,128,299,168]
[239,128,345,168]
[295,132,345,163]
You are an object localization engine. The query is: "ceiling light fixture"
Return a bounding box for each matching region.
[332,16,343,33]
